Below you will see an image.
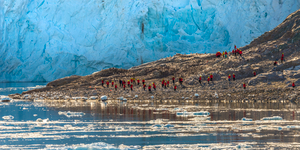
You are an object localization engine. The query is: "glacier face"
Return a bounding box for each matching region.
[1,0,300,82]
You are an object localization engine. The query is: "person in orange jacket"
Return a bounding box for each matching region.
[281,53,284,63]
[106,81,109,88]
[127,80,130,86]
[199,76,202,84]
[115,84,117,90]
[172,76,175,84]
[243,83,246,89]
[130,84,133,91]
[174,85,177,91]
[148,85,151,92]
[142,79,145,85]
[210,74,213,81]
[292,82,295,88]
[253,71,256,76]
[228,74,231,81]
[207,77,210,84]
[143,84,146,91]
[232,73,236,81]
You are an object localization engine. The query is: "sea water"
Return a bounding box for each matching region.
[0,83,300,149]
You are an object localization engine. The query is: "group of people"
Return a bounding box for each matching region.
[99,47,295,93]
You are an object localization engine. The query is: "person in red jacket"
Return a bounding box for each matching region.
[142,79,145,85]
[127,80,130,86]
[112,81,114,87]
[162,79,165,87]
[232,49,235,55]
[115,84,117,90]
[148,85,151,92]
[167,80,170,87]
[130,84,133,91]
[102,79,104,86]
[106,81,109,88]
[174,85,177,91]
[274,61,277,66]
[172,77,175,84]
[228,74,231,81]
[123,84,126,90]
[199,76,202,84]
[232,73,236,81]
[179,77,183,85]
[235,49,238,56]
[239,49,242,56]
[210,74,213,81]
[164,82,167,88]
[143,84,146,91]
[137,79,140,85]
[153,83,156,91]
[253,71,256,76]
[281,53,284,63]
[292,82,295,88]
[243,83,246,89]
[207,77,210,84]
[216,51,222,57]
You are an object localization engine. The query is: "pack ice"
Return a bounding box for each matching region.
[1,0,299,81]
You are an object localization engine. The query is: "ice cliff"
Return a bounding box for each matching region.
[1,0,299,82]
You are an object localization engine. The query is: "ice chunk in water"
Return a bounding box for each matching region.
[242,117,253,121]
[101,95,108,101]
[2,115,14,120]
[176,111,210,117]
[261,116,283,121]
[58,111,85,118]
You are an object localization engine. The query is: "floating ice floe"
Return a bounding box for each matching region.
[242,117,253,121]
[89,96,98,100]
[118,97,124,100]
[176,111,210,117]
[2,115,14,120]
[101,95,108,101]
[58,111,85,118]
[261,116,283,121]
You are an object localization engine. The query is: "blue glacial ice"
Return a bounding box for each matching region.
[1,0,300,81]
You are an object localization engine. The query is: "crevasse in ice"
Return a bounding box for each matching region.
[1,0,299,81]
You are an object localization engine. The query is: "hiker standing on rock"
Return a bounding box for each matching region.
[179,77,183,85]
[292,82,295,88]
[174,85,177,91]
[274,61,278,66]
[122,80,125,86]
[162,79,165,88]
[167,80,170,87]
[281,53,284,63]
[228,74,231,81]
[106,81,109,88]
[102,79,104,86]
[243,83,246,89]
[123,84,126,90]
[112,81,114,87]
[164,82,167,89]
[133,78,136,85]
[143,84,146,91]
[233,73,236,81]
[127,80,130,86]
[142,79,145,85]
[115,84,117,90]
[239,49,242,56]
[253,71,256,76]
[199,76,202,84]
[216,51,221,57]
[207,77,210,84]
[130,78,133,83]
[119,79,122,86]
[172,76,175,84]
[210,74,213,81]
[148,85,151,92]
[130,84,133,91]
[137,79,140,85]
[153,83,156,91]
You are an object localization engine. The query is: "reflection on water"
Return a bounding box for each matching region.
[0,100,300,149]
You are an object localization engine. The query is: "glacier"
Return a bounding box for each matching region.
[0,0,300,82]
